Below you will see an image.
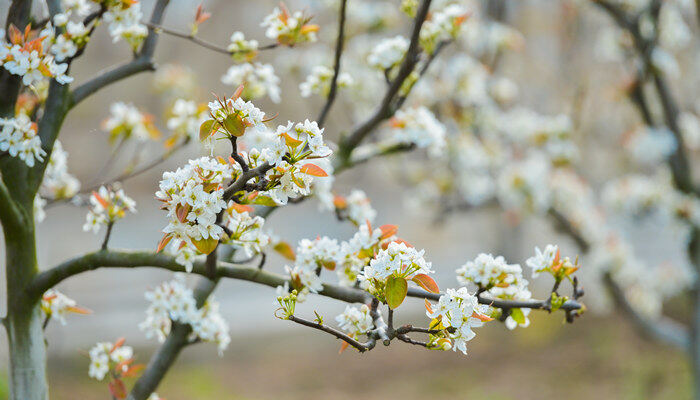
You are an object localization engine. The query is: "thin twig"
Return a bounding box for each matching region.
[288,315,373,353]
[316,0,348,127]
[144,22,277,56]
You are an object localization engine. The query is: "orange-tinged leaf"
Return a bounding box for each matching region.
[114,358,133,374]
[273,241,296,260]
[176,204,190,223]
[111,337,126,353]
[333,195,347,209]
[67,306,92,315]
[385,276,408,309]
[471,311,494,322]
[321,260,336,271]
[281,132,303,147]
[232,83,245,100]
[230,203,254,214]
[192,237,219,255]
[300,24,319,34]
[123,363,145,378]
[109,379,127,399]
[300,163,328,177]
[156,233,172,253]
[379,224,398,239]
[92,191,109,208]
[424,299,433,314]
[412,274,439,294]
[392,238,413,248]
[339,340,349,354]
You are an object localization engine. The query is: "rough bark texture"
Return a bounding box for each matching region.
[3,211,49,400]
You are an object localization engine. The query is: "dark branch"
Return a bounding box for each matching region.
[316,0,348,127]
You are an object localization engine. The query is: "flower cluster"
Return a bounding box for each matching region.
[336,223,385,287]
[139,275,231,355]
[367,35,408,72]
[155,157,235,269]
[102,102,160,143]
[389,106,447,157]
[261,4,319,46]
[526,244,579,282]
[425,287,492,355]
[221,203,270,257]
[221,62,281,103]
[83,185,136,234]
[334,189,377,226]
[41,289,89,325]
[39,140,80,200]
[0,112,45,167]
[228,31,259,62]
[0,24,73,86]
[103,0,148,50]
[419,4,469,54]
[88,339,138,382]
[166,98,208,144]
[299,65,354,98]
[456,252,533,330]
[335,305,374,338]
[358,241,435,306]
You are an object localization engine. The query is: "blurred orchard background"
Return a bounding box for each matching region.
[0,0,697,398]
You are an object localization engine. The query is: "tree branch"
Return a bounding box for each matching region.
[70,0,171,108]
[287,314,374,353]
[316,0,348,127]
[338,0,433,157]
[603,273,689,350]
[126,277,217,400]
[27,250,582,313]
[143,22,277,56]
[222,162,272,201]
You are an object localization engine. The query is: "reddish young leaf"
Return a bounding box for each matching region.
[338,340,349,354]
[424,299,433,314]
[156,233,172,253]
[122,364,145,378]
[273,241,296,261]
[412,274,439,294]
[230,203,254,214]
[299,163,328,177]
[232,83,245,100]
[109,379,127,399]
[471,311,494,322]
[333,195,347,209]
[110,337,126,353]
[379,224,398,239]
[91,191,110,208]
[66,306,92,315]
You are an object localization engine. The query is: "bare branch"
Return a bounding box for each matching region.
[287,314,374,352]
[603,273,689,350]
[143,22,277,56]
[316,0,348,127]
[70,0,171,108]
[338,0,433,157]
[222,162,273,201]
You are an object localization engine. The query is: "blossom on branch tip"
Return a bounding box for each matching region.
[261,3,319,46]
[83,185,136,234]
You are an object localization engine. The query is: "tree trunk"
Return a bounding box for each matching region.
[3,213,49,400]
[689,230,700,400]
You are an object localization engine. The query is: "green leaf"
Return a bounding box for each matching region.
[510,308,526,325]
[223,114,246,137]
[199,119,216,141]
[550,293,567,312]
[273,241,296,261]
[253,195,278,207]
[385,276,408,309]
